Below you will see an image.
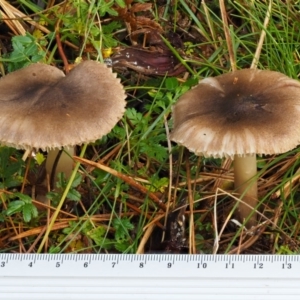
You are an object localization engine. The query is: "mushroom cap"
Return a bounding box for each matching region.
[171,69,300,158]
[0,61,126,150]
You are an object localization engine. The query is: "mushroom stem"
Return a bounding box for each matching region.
[45,147,75,189]
[233,154,258,227]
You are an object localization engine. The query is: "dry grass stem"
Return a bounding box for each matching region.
[251,0,273,69]
[219,0,236,71]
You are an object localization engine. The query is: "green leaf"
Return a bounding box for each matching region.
[152,177,169,192]
[67,188,81,201]
[93,168,110,185]
[0,147,23,188]
[31,204,38,219]
[14,35,34,44]
[23,42,39,57]
[6,200,24,216]
[126,108,144,125]
[35,152,46,165]
[110,125,126,140]
[31,53,45,63]
[0,212,5,222]
[165,77,179,90]
[6,193,37,222]
[22,203,33,222]
[62,221,77,235]
[18,0,44,13]
[102,21,122,34]
[115,241,131,252]
[1,32,46,71]
[12,39,25,53]
[71,173,82,188]
[115,0,126,8]
[113,218,134,241]
[140,140,167,161]
[49,246,61,253]
[0,53,25,62]
[87,226,113,249]
[148,90,164,100]
[14,192,32,203]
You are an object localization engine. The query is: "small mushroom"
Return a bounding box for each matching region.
[171,68,300,227]
[0,60,126,188]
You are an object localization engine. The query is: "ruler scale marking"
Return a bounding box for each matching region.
[1,254,300,299]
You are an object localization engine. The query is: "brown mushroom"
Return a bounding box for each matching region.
[0,60,126,187]
[171,68,300,227]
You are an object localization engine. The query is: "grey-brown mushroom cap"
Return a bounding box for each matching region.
[0,60,126,150]
[171,69,300,158]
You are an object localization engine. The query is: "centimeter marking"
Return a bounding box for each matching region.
[0,253,298,277]
[1,254,300,300]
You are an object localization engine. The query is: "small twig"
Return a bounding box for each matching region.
[212,188,236,254]
[228,222,269,254]
[185,152,196,254]
[100,144,122,164]
[136,224,155,254]
[22,149,31,161]
[161,114,173,242]
[27,221,48,253]
[202,0,224,67]
[251,0,273,69]
[212,158,233,191]
[10,221,70,242]
[143,212,165,231]
[74,156,166,211]
[212,188,219,254]
[55,1,69,73]
[55,30,69,73]
[86,144,122,174]
[125,122,132,167]
[21,154,32,193]
[139,201,190,253]
[31,199,76,217]
[219,0,236,71]
[118,199,164,230]
[236,227,245,254]
[273,167,300,199]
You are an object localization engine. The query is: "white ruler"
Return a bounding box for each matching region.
[1,253,300,300]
